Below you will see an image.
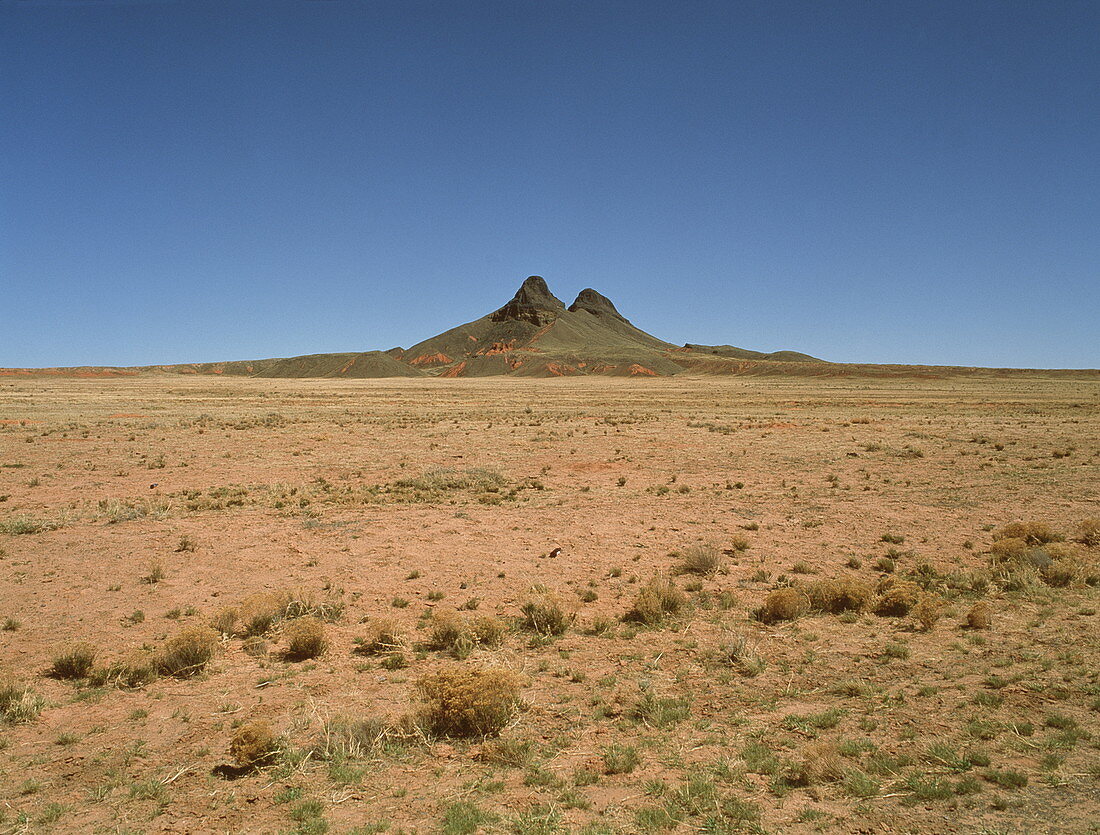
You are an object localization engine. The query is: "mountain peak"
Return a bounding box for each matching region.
[569,288,627,322]
[490,275,566,325]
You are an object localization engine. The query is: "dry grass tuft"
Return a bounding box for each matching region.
[229,721,278,768]
[758,588,810,623]
[625,574,690,626]
[282,617,326,660]
[788,741,845,784]
[50,643,98,680]
[680,544,724,576]
[0,679,44,723]
[808,577,874,614]
[89,653,158,689]
[156,626,219,677]
[416,666,522,738]
[1078,518,1100,548]
[520,587,572,636]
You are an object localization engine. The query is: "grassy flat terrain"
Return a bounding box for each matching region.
[0,375,1097,833]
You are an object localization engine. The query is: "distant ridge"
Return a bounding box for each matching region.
[4,276,1097,379]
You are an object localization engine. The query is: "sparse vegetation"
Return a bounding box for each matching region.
[2,375,1097,833]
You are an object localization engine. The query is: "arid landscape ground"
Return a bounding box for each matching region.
[1,374,1097,834]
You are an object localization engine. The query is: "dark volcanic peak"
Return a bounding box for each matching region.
[569,288,627,322]
[490,275,566,325]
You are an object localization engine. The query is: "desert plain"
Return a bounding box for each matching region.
[0,373,1098,834]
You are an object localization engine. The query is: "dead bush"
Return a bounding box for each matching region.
[242,636,268,657]
[50,643,98,680]
[229,721,278,768]
[1078,518,1100,548]
[989,537,1029,565]
[966,602,992,630]
[787,741,845,785]
[416,666,522,738]
[236,592,288,637]
[994,522,1061,546]
[680,544,723,576]
[283,617,326,660]
[757,588,810,624]
[314,716,387,760]
[873,578,921,616]
[912,593,942,631]
[355,619,407,655]
[468,615,508,647]
[808,577,873,614]
[210,606,239,636]
[0,679,44,723]
[624,574,689,626]
[156,625,219,677]
[520,588,572,636]
[89,653,158,688]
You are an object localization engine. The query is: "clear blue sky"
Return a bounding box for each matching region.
[2,1,1097,369]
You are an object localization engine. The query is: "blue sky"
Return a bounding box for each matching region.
[2,0,1097,369]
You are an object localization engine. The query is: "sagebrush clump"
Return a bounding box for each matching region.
[417,666,522,737]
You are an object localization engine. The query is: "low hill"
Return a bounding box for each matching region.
[5,276,1095,379]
